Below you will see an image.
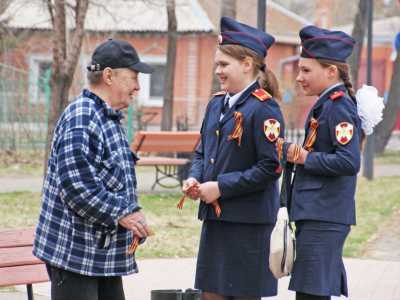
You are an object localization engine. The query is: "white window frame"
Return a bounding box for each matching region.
[138,55,167,107]
[28,54,52,104]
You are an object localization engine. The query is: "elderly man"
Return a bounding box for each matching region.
[33,39,153,300]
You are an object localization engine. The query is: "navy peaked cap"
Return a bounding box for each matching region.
[300,25,355,62]
[219,16,275,58]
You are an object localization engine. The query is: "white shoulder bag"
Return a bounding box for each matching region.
[269,162,295,279]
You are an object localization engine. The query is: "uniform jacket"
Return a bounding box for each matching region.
[33,89,140,276]
[190,81,284,224]
[289,84,362,225]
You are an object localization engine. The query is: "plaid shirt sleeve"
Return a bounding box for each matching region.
[57,124,135,230]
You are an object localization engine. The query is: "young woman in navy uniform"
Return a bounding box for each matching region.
[283,26,362,300]
[183,17,285,300]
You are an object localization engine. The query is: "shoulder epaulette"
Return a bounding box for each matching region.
[330,90,345,101]
[213,90,227,96]
[252,88,272,101]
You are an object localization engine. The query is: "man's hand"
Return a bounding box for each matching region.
[198,181,221,204]
[286,143,309,165]
[183,177,200,200]
[118,211,153,238]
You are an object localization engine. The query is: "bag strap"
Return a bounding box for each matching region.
[279,142,294,208]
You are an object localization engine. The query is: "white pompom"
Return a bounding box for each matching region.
[355,85,385,135]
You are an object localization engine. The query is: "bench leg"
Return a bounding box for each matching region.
[26,284,34,300]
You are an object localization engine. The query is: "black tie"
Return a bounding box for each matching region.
[221,97,230,115]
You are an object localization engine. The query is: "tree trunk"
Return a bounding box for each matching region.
[348,0,368,89]
[43,0,89,175]
[210,0,236,94]
[221,0,236,19]
[374,52,400,154]
[161,0,177,131]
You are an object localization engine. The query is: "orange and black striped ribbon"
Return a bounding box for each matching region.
[177,186,222,217]
[275,137,285,173]
[304,117,319,151]
[228,111,243,146]
[127,236,140,255]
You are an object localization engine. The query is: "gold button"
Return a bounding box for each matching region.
[210,158,215,164]
[216,130,219,137]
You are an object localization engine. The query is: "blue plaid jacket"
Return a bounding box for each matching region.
[33,89,140,276]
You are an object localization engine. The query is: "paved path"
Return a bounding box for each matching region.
[1,257,399,300]
[0,164,399,194]
[0,167,181,194]
[362,209,400,261]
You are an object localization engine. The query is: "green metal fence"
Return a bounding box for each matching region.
[0,63,50,151]
[0,63,139,153]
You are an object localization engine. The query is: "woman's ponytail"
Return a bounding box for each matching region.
[258,68,282,101]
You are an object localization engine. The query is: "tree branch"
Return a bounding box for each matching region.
[65,0,89,76]
[46,0,55,29]
[53,0,67,70]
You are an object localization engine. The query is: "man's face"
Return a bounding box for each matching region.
[109,68,140,110]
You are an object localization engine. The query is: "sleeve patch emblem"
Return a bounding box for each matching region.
[335,122,354,145]
[264,119,280,142]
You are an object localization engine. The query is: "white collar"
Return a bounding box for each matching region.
[225,80,257,107]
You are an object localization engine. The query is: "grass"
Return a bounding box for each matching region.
[375,150,400,165]
[1,177,399,259]
[0,192,201,259]
[343,176,400,257]
[0,150,44,176]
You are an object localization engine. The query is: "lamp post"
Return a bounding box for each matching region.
[257,0,266,31]
[363,0,374,180]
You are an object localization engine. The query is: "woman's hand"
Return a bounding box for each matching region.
[198,181,221,204]
[286,143,309,165]
[183,177,200,200]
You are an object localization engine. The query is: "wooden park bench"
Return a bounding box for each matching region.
[130,131,201,190]
[0,228,49,300]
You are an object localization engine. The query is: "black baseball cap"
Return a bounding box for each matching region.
[87,39,153,74]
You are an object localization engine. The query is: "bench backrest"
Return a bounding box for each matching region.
[131,131,200,153]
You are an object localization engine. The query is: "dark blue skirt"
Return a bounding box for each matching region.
[194,220,277,297]
[289,221,350,297]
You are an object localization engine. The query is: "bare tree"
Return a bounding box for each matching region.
[348,0,368,89]
[210,0,236,94]
[44,0,89,171]
[374,52,400,154]
[161,0,177,130]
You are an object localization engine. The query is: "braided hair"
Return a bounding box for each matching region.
[317,59,366,147]
[318,59,356,101]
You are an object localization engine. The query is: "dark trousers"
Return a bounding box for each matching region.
[46,265,125,300]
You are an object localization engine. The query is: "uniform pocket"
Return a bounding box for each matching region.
[98,152,125,191]
[295,180,323,191]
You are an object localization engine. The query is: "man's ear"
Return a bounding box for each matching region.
[103,67,113,85]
